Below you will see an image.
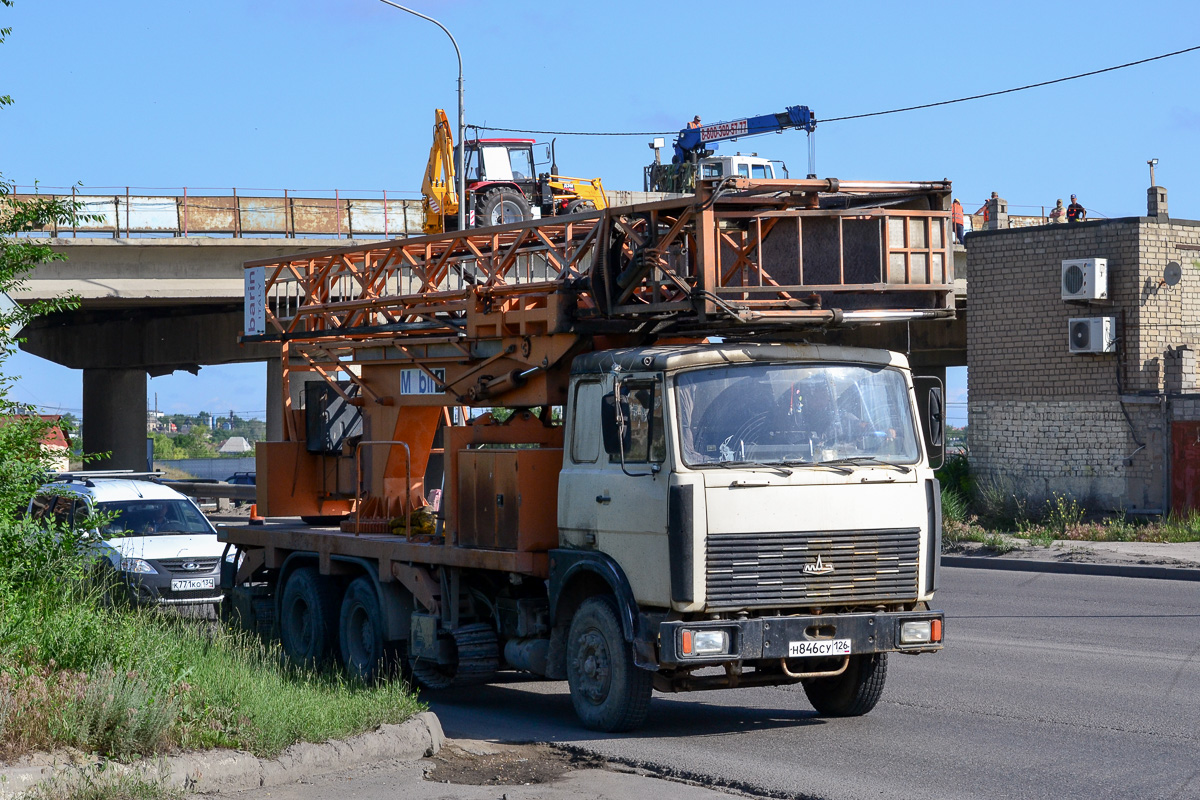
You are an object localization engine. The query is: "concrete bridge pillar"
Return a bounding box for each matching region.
[83,368,148,470]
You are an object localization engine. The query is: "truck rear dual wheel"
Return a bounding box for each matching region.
[801,652,888,717]
[566,596,653,732]
[339,576,404,683]
[279,567,340,668]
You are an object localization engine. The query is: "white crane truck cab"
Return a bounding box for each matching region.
[553,342,943,725]
[698,153,785,181]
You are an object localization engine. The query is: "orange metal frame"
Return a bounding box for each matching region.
[243,178,956,524]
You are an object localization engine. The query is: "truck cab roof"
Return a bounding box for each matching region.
[569,342,908,375]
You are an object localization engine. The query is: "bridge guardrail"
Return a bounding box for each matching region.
[13,189,426,239]
[12,186,678,240]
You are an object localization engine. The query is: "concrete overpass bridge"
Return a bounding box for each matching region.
[13,187,969,469]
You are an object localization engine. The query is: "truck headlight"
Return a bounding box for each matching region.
[681,629,730,657]
[119,558,157,575]
[900,619,934,644]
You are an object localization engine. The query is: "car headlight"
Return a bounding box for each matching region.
[119,558,157,575]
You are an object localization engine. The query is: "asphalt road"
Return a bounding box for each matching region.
[426,567,1200,800]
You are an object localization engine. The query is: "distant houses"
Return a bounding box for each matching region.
[0,414,70,472]
[218,436,252,454]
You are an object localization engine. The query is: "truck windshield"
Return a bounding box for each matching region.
[95,499,214,537]
[675,363,919,467]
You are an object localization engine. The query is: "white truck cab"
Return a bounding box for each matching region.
[698,153,787,181]
[555,343,942,709]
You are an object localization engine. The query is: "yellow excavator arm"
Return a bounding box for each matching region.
[545,175,608,211]
[421,109,460,234]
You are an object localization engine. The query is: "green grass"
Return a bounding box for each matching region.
[945,506,1200,552]
[0,519,423,763]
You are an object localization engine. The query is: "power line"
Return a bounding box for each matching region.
[822,44,1200,123]
[472,44,1200,137]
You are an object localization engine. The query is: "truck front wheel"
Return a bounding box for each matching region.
[801,652,888,717]
[279,567,339,667]
[566,596,652,732]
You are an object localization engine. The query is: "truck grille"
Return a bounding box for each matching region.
[705,527,920,609]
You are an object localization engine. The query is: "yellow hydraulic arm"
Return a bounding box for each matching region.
[421,109,459,235]
[545,175,608,211]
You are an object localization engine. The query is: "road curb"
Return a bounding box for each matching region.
[0,711,444,798]
[942,555,1200,582]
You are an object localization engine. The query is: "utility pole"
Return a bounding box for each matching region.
[379,1,467,231]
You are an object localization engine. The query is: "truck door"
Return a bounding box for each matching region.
[559,374,671,607]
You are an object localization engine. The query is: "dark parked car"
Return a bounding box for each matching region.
[225,472,256,486]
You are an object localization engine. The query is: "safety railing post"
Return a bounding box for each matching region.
[354,440,412,536]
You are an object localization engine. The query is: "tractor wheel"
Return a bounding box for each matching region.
[565,198,596,215]
[478,189,532,227]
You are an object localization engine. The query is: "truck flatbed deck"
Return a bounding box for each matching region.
[221,523,549,578]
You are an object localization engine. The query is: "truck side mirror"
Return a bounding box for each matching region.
[927,387,945,448]
[601,392,632,456]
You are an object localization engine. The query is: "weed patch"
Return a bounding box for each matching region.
[0,514,422,762]
[17,762,181,800]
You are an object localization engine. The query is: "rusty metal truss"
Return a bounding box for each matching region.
[244,177,955,361]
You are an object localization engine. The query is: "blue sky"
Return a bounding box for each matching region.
[4,0,1200,426]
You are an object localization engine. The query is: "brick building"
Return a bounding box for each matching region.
[966,188,1200,514]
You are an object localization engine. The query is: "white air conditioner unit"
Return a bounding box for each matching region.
[1062,258,1108,301]
[1068,317,1116,354]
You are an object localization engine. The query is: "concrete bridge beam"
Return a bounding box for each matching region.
[20,307,277,373]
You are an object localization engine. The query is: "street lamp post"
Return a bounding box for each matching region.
[378,1,466,231]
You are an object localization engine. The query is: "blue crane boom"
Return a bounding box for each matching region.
[673,105,817,162]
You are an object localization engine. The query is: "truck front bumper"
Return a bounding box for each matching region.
[656,610,943,667]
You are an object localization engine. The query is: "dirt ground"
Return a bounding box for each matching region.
[422,741,606,787]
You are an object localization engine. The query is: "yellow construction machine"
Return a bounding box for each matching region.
[421,108,607,234]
